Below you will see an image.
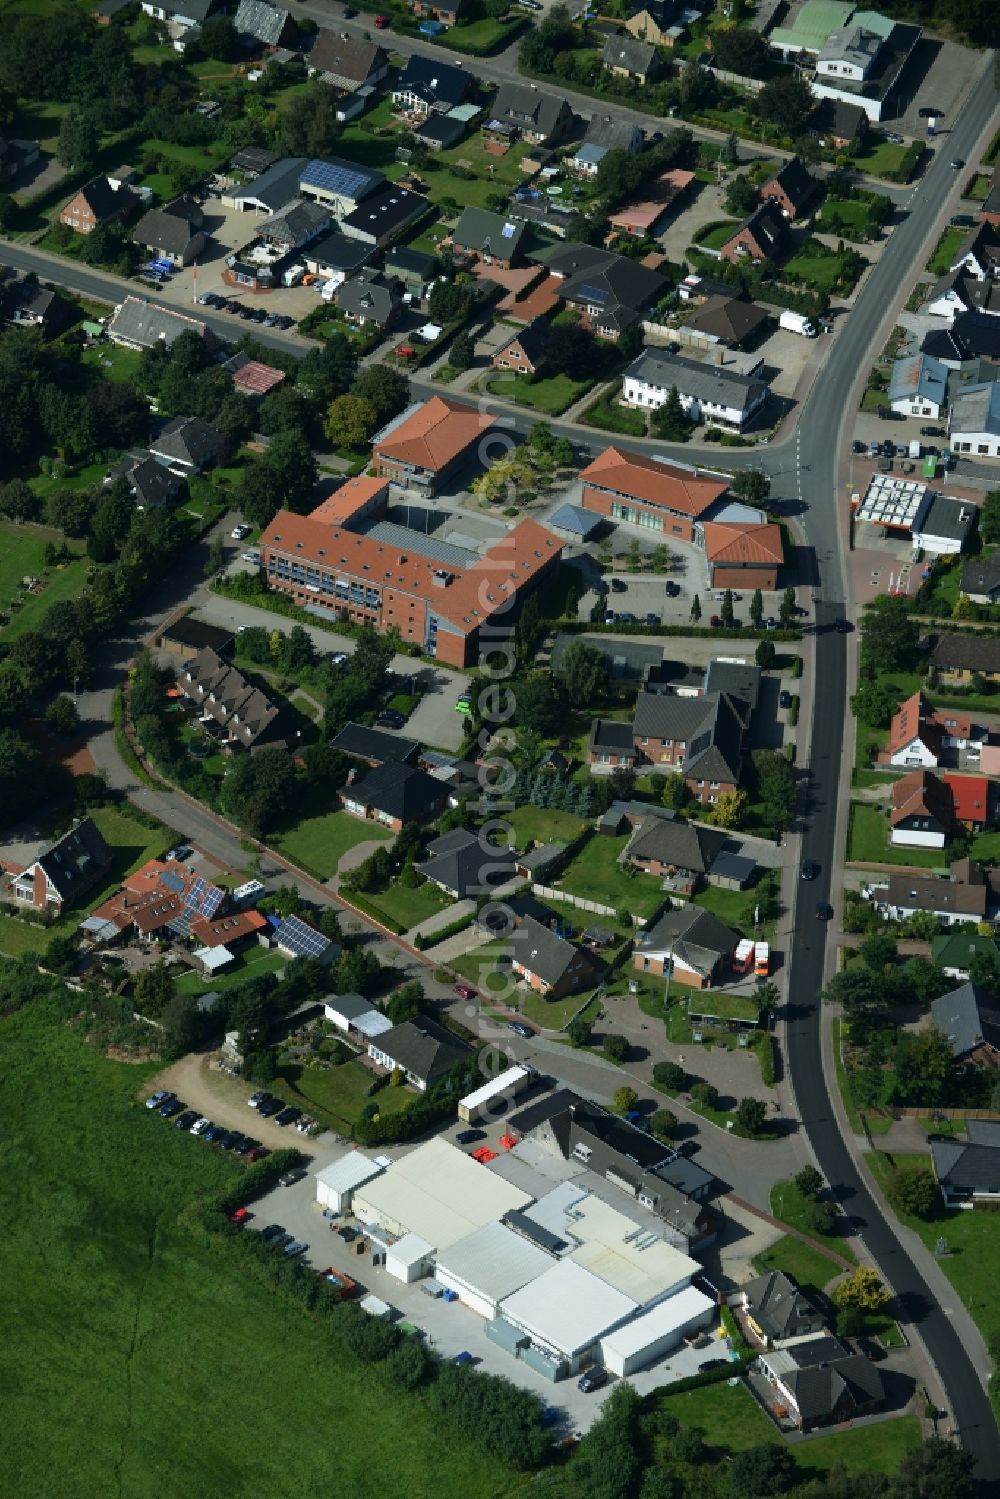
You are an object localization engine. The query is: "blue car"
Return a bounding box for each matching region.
[203,1124,227,1143]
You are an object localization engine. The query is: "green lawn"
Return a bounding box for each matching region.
[926,226,964,276]
[483,372,594,416]
[832,1016,864,1133]
[818,197,873,237]
[752,1233,843,1298]
[553,833,665,920]
[846,801,946,868]
[0,523,90,641]
[853,139,911,178]
[581,383,647,437]
[770,1179,858,1264]
[866,1150,1000,1367]
[174,944,286,997]
[686,990,760,1024]
[276,1056,415,1133]
[81,342,143,384]
[694,219,739,250]
[271,807,392,880]
[504,805,586,848]
[440,15,522,51]
[0,998,509,1498]
[970,829,1000,861]
[656,1380,920,1478]
[360,878,451,932]
[784,243,862,294]
[691,880,757,932]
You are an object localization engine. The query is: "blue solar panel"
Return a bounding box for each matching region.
[577,282,608,306]
[301,158,373,200]
[201,884,224,919]
[278,915,329,958]
[160,870,185,893]
[183,876,206,915]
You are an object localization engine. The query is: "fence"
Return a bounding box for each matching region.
[532,884,618,920]
[887,1107,1000,1122]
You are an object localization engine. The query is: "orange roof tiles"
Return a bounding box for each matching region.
[890,769,953,829]
[189,908,269,947]
[581,446,728,518]
[260,512,562,634]
[309,475,390,527]
[373,396,498,472]
[702,521,783,566]
[608,168,695,232]
[942,773,990,826]
[887,691,973,757]
[230,359,286,396]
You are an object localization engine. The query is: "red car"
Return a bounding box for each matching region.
[374,12,390,24]
[245,1146,270,1162]
[229,1207,250,1226]
[454,982,476,1001]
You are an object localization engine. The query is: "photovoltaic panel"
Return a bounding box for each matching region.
[300,158,373,200]
[278,915,329,958]
[160,870,185,893]
[200,884,225,919]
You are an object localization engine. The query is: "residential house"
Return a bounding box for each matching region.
[808,97,869,148]
[0,136,40,183]
[719,202,788,265]
[10,818,112,916]
[601,35,662,85]
[367,1016,470,1090]
[259,508,560,667]
[307,31,388,90]
[883,690,981,768]
[980,163,1000,227]
[588,719,639,771]
[158,615,234,659]
[607,168,695,239]
[960,554,1000,603]
[303,230,375,286]
[323,991,393,1040]
[630,689,747,803]
[148,416,225,474]
[889,769,953,848]
[452,206,526,269]
[59,175,135,235]
[911,492,978,556]
[634,905,739,989]
[106,453,185,511]
[415,828,516,899]
[759,158,818,220]
[335,269,403,329]
[391,54,474,115]
[702,520,783,589]
[922,311,1000,368]
[383,246,436,300]
[942,774,990,830]
[93,0,135,22]
[757,1337,886,1431]
[180,647,282,749]
[87,857,228,942]
[339,762,449,829]
[930,632,1000,684]
[410,0,467,22]
[372,395,496,492]
[931,982,1000,1067]
[233,0,296,47]
[572,115,643,176]
[580,445,728,542]
[932,931,1000,980]
[740,1271,827,1349]
[932,1120,1000,1208]
[927,268,1000,323]
[6,282,63,332]
[189,908,269,950]
[89,297,206,352]
[625,0,689,47]
[949,382,1000,457]
[258,199,333,255]
[625,817,729,887]
[486,83,574,146]
[132,198,207,267]
[491,319,552,377]
[140,0,218,35]
[951,222,1000,282]
[508,916,601,1000]
[538,243,666,338]
[887,352,948,418]
[621,346,768,432]
[873,868,991,926]
[330,723,418,767]
[683,295,769,349]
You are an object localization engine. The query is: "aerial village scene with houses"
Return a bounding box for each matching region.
[2,0,1000,1495]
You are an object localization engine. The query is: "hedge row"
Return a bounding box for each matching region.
[340,891,405,936]
[755,1032,776,1087]
[560,619,801,643]
[414,911,476,950]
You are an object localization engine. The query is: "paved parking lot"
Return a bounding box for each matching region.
[882,38,984,138]
[246,1141,736,1432]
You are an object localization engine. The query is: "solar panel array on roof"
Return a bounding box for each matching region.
[578,282,607,305]
[301,159,374,200]
[278,914,329,958]
[160,870,185,893]
[501,222,515,238]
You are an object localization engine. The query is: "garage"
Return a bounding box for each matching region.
[600,1284,716,1377]
[434,1220,554,1320]
[314,1150,385,1213]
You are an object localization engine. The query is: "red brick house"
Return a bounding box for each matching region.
[509,916,600,1000]
[580,446,728,543]
[410,0,467,19]
[371,395,497,493]
[491,318,552,377]
[759,157,817,221]
[60,175,134,235]
[719,202,787,265]
[702,520,783,590]
[633,905,739,990]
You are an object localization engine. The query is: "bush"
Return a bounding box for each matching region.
[653,1060,688,1092]
[603,1033,629,1064]
[754,1033,775,1087]
[691,1081,719,1109]
[414,912,475,950]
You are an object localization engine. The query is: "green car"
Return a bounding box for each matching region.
[455,697,472,715]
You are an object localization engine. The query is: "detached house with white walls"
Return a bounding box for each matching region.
[621,347,767,432]
[887,352,948,419]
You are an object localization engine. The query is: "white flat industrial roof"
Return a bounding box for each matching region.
[352,1137,532,1250]
[856,472,928,528]
[600,1284,715,1361]
[315,1150,384,1195]
[458,1064,531,1113]
[437,1220,554,1302]
[522,1183,699,1304]
[389,1232,434,1268]
[500,1259,638,1358]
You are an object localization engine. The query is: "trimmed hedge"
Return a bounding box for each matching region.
[655,1359,752,1399]
[414,911,476,950]
[755,1032,776,1087]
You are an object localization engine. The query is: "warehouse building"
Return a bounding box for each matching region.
[497,1259,639,1377]
[435,1220,555,1318]
[314,1150,386,1213]
[351,1137,532,1250]
[600,1284,715,1377]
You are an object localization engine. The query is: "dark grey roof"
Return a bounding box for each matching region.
[931,982,1000,1058]
[556,249,666,322]
[415,829,516,898]
[374,1016,469,1081]
[161,615,234,653]
[546,504,602,538]
[952,221,1000,273]
[508,1086,583,1136]
[159,0,216,20]
[627,817,728,874]
[684,295,769,346]
[509,916,596,988]
[623,347,767,417]
[336,269,402,323]
[340,186,426,243]
[325,990,376,1021]
[305,230,374,274]
[109,454,183,510]
[490,83,571,140]
[601,34,658,73]
[106,296,209,350]
[932,1136,1000,1192]
[652,1154,714,1197]
[32,817,112,904]
[132,207,203,258]
[950,380,1000,437]
[780,1345,885,1422]
[385,246,437,279]
[589,717,637,753]
[343,762,446,821]
[704,660,760,710]
[960,554,1000,597]
[929,268,1000,316]
[477,893,559,935]
[725,201,787,258]
[394,53,473,109]
[230,146,280,176]
[553,633,662,679]
[184,647,280,747]
[633,690,746,784]
[331,723,419,764]
[930,633,1000,675]
[637,904,739,967]
[234,0,291,44]
[453,205,526,259]
[237,155,309,212]
[261,198,330,245]
[764,156,817,211]
[73,175,131,220]
[809,97,868,139]
[581,114,643,153]
[942,311,1000,361]
[743,1271,824,1340]
[496,316,551,366]
[150,416,223,469]
[308,30,386,84]
[415,114,468,150]
[913,493,978,546]
[709,850,757,884]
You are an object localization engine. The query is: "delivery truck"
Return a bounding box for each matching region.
[779,310,817,337]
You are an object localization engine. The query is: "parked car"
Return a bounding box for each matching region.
[330,651,349,666]
[852,440,866,454]
[245,1145,269,1162]
[146,1090,171,1110]
[279,1169,306,1187]
[698,1357,729,1372]
[801,859,818,881]
[248,1091,269,1109]
[258,1097,283,1118]
[920,425,944,437]
[456,1128,486,1145]
[868,439,880,456]
[160,1097,185,1119]
[578,1365,608,1393]
[191,1117,212,1137]
[507,1020,532,1039]
[234,1137,258,1156]
[816,901,833,920]
[373,12,390,24]
[274,315,294,329]
[284,1240,308,1257]
[219,1130,245,1150]
[618,611,636,624]
[376,709,406,729]
[175,1110,199,1131]
[610,578,626,592]
[275,1107,301,1127]
[883,130,904,144]
[604,611,616,624]
[454,1351,474,1365]
[645,612,660,626]
[950,214,975,228]
[765,617,778,630]
[779,689,792,709]
[950,158,965,169]
[665,580,680,597]
[454,982,476,1000]
[203,1124,226,1143]
[231,524,251,540]
[260,1224,287,1242]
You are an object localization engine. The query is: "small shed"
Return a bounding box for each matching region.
[515,842,566,879]
[546,503,604,540]
[708,851,757,890]
[315,1150,385,1213]
[193,944,235,975]
[386,1232,435,1283]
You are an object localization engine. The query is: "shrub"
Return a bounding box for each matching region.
[653,1060,688,1092]
[603,1033,629,1064]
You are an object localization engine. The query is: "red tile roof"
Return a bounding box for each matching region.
[309,475,390,526]
[189,908,269,947]
[580,446,727,518]
[888,690,973,757]
[890,768,953,829]
[230,359,286,396]
[373,396,497,473]
[942,773,990,826]
[702,520,783,566]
